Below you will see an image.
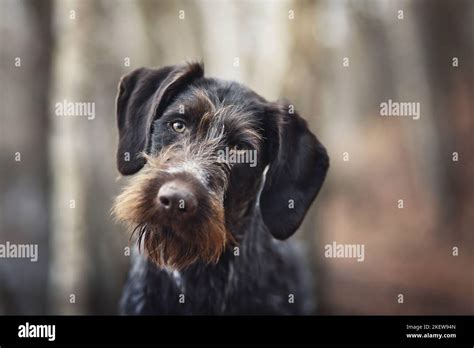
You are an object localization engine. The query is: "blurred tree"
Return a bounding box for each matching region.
[0,0,53,314]
[48,0,95,314]
[415,0,474,240]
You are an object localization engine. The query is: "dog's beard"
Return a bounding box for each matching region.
[112,154,234,270]
[132,205,228,270]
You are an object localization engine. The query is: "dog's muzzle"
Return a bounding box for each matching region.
[112,148,234,270]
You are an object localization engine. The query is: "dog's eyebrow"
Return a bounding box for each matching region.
[159,110,189,123]
[178,88,214,117]
[227,123,262,149]
[203,105,262,149]
[162,89,216,121]
[191,88,216,109]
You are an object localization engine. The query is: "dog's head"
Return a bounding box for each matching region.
[112,62,329,270]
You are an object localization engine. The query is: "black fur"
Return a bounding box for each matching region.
[115,62,329,315]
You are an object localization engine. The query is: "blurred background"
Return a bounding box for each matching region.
[0,0,472,314]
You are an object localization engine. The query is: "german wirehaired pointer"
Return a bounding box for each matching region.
[112,62,329,315]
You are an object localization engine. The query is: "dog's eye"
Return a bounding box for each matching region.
[171,121,186,133]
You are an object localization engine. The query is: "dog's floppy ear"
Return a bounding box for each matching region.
[260,103,329,240]
[116,62,204,175]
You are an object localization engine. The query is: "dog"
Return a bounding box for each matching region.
[112,62,329,315]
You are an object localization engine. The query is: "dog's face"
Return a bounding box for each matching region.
[112,63,329,270]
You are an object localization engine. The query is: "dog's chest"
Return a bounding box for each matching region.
[122,237,309,315]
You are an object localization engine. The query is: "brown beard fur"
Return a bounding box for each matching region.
[112,154,235,270]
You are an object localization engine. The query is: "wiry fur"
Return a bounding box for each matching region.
[113,63,329,315]
[113,137,235,270]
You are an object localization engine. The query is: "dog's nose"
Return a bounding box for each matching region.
[157,181,198,215]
